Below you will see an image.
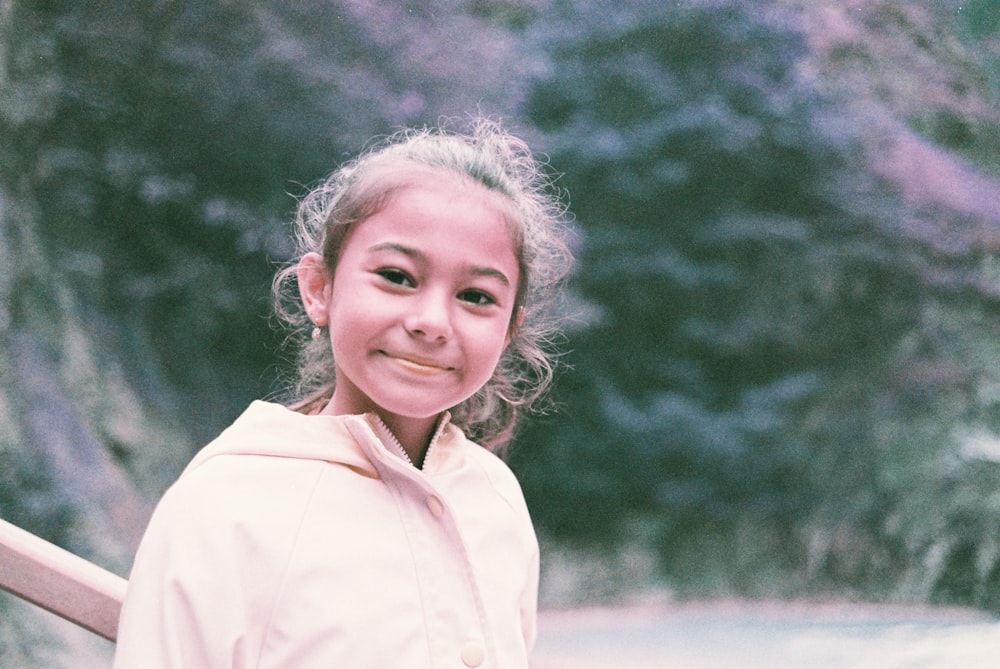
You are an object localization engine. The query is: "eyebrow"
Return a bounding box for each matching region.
[368,242,511,286]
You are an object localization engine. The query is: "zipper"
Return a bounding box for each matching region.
[371,413,450,470]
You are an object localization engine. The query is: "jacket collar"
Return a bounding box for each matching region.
[182,401,466,480]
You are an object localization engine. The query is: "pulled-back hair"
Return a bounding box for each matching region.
[272,118,574,450]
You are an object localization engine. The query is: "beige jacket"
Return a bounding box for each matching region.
[114,401,539,668]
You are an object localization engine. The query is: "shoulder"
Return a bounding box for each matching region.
[458,436,532,517]
[127,446,336,615]
[463,440,518,483]
[147,406,347,550]
[145,451,323,557]
[170,448,324,509]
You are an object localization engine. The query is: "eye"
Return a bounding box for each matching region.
[376,268,414,287]
[458,289,497,307]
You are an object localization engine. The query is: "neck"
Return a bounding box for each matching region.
[319,391,442,468]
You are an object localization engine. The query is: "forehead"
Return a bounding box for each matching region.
[345,177,520,268]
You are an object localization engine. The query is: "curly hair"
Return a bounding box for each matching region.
[272,117,574,450]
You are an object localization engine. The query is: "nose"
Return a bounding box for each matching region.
[404,290,453,341]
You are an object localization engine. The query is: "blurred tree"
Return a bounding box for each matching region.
[517,0,1000,602]
[2,0,544,454]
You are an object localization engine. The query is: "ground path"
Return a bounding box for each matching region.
[532,599,1000,668]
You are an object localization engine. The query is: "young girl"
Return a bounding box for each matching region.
[113,118,574,668]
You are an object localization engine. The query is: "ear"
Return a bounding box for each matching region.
[506,306,526,345]
[297,252,333,326]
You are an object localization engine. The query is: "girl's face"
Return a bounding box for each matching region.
[301,178,520,429]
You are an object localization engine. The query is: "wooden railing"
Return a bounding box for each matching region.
[0,517,126,642]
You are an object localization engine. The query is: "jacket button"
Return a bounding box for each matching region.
[426,495,445,517]
[460,641,485,667]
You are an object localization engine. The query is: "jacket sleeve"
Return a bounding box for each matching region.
[113,464,272,669]
[473,447,542,657]
[520,538,540,652]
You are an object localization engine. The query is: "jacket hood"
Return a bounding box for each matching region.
[181,401,464,479]
[183,401,381,477]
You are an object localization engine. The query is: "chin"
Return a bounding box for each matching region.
[375,401,452,421]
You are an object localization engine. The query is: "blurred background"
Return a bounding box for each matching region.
[2,0,1000,665]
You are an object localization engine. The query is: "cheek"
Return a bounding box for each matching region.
[467,322,511,372]
[327,300,377,353]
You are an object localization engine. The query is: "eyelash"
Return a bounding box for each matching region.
[458,290,496,307]
[375,269,497,307]
[377,268,414,287]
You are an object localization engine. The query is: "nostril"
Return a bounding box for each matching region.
[404,304,453,341]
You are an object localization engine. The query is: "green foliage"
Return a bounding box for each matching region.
[803,0,1000,177]
[516,0,1000,605]
[1,0,544,442]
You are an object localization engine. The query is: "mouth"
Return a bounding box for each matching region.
[382,352,453,375]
